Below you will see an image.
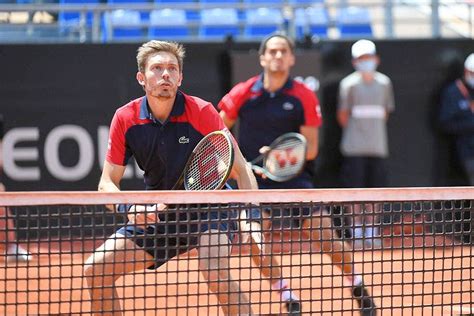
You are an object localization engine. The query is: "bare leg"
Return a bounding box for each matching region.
[302,212,377,315]
[84,233,155,316]
[246,217,300,314]
[198,229,253,316]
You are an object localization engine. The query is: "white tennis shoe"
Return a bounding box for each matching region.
[5,245,32,263]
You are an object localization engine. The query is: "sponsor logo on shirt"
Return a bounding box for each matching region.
[178,136,189,144]
[283,102,294,110]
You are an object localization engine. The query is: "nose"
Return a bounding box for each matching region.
[161,68,170,79]
[275,50,283,58]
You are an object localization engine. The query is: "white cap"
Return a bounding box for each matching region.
[465,53,474,72]
[351,39,376,59]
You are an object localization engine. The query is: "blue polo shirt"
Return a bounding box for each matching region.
[218,74,322,189]
[106,91,227,190]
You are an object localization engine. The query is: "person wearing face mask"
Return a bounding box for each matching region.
[337,39,395,249]
[439,53,474,185]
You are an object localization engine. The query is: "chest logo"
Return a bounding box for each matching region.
[179,136,190,144]
[283,102,294,110]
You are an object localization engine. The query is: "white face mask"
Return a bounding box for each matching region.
[465,75,474,89]
[355,60,377,73]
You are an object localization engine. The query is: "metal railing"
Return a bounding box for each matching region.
[0,0,472,43]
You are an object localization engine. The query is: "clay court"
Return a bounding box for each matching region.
[1,235,472,315]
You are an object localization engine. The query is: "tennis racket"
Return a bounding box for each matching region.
[173,130,234,191]
[249,132,307,182]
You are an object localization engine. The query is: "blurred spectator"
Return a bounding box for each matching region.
[429,49,466,186]
[337,39,395,248]
[439,53,474,185]
[0,114,32,263]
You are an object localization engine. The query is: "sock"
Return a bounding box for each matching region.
[272,279,299,302]
[6,244,19,255]
[352,275,363,287]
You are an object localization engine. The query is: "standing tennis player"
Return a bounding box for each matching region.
[0,114,32,263]
[84,40,259,315]
[218,33,376,315]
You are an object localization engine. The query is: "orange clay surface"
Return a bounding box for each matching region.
[0,235,473,316]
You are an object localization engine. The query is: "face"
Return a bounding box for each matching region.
[136,51,182,100]
[353,54,379,73]
[259,37,295,75]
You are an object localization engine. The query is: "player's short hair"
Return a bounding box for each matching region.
[136,40,186,73]
[258,32,295,56]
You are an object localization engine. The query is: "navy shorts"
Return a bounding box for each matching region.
[246,204,323,229]
[117,205,238,269]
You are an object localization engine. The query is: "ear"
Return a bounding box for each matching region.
[136,72,145,87]
[259,54,266,68]
[289,53,295,67]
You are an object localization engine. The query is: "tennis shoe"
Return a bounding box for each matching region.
[352,284,376,316]
[284,298,301,315]
[6,245,32,264]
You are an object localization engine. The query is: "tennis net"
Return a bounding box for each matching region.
[0,187,473,315]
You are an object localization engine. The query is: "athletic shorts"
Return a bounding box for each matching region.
[117,205,238,269]
[246,204,324,229]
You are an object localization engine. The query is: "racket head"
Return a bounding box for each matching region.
[183,130,234,190]
[261,132,307,182]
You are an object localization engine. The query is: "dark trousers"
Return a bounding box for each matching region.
[341,156,388,188]
[340,156,388,240]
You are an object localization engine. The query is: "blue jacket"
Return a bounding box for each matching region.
[439,79,474,160]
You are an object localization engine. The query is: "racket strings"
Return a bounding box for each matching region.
[185,135,232,190]
[265,138,306,178]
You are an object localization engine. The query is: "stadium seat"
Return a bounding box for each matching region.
[306,6,329,38]
[57,0,100,37]
[243,0,284,3]
[199,8,239,39]
[109,0,151,21]
[155,0,199,22]
[290,0,324,4]
[148,8,188,39]
[336,6,373,38]
[105,9,144,41]
[244,8,283,39]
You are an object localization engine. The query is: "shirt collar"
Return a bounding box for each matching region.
[139,91,185,122]
[251,73,293,95]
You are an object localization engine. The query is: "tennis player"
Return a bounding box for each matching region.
[218,33,376,315]
[84,40,259,315]
[0,114,32,263]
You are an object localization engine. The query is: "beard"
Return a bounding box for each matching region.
[151,86,177,99]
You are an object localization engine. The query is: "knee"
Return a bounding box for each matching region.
[83,258,115,288]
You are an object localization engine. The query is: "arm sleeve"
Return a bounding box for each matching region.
[439,88,474,135]
[105,111,129,166]
[338,79,351,111]
[386,80,395,112]
[218,83,245,120]
[301,89,323,127]
[200,103,228,135]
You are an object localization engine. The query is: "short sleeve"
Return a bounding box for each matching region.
[301,88,323,127]
[217,82,247,120]
[338,78,352,111]
[105,111,128,166]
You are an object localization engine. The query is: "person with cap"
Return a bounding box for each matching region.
[439,53,474,185]
[337,39,395,249]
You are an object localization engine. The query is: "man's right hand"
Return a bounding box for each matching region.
[128,203,167,226]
